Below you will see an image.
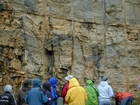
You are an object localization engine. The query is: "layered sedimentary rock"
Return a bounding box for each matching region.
[0,0,140,102]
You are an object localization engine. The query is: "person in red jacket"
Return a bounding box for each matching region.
[61,75,74,105]
[115,92,133,105]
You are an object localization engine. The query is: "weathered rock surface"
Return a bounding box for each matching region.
[0,0,140,103]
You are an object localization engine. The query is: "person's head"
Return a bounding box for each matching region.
[22,79,32,88]
[42,81,52,92]
[48,77,57,87]
[33,78,41,87]
[65,75,74,81]
[4,85,12,93]
[86,79,93,86]
[69,78,80,88]
[101,76,108,81]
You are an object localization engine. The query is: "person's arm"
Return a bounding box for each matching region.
[52,87,58,100]
[115,94,119,105]
[65,90,70,103]
[16,92,20,105]
[41,91,48,103]
[10,94,17,105]
[108,85,114,98]
[115,99,119,105]
[84,89,87,101]
[24,92,28,104]
[61,83,69,98]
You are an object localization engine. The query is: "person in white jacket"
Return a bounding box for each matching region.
[98,76,114,105]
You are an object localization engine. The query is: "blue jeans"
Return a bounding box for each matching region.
[120,97,133,105]
[99,101,111,105]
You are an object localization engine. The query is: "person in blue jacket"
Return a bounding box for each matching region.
[48,77,58,105]
[25,78,48,105]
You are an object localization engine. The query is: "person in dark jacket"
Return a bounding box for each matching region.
[0,85,17,105]
[17,79,32,105]
[43,82,53,105]
[48,77,58,105]
[25,78,48,105]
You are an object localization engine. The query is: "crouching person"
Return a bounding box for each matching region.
[25,78,48,105]
[115,92,133,105]
[0,85,16,105]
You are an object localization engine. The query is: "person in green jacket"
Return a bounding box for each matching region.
[84,79,99,105]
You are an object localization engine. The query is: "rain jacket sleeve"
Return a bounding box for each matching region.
[24,93,28,104]
[10,94,17,105]
[41,93,49,103]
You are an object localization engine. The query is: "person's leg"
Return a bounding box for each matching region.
[120,98,128,105]
[120,97,132,105]
[99,101,111,105]
[126,97,133,105]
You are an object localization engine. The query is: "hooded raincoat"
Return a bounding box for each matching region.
[84,80,99,105]
[25,78,48,105]
[48,77,58,105]
[43,82,53,105]
[98,81,114,105]
[65,78,87,105]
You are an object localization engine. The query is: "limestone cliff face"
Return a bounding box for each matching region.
[0,0,140,101]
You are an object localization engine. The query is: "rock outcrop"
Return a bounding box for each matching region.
[0,0,140,102]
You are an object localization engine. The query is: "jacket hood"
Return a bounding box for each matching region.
[99,81,108,87]
[43,82,52,92]
[33,78,41,87]
[86,80,93,86]
[4,85,12,92]
[69,78,79,88]
[48,77,57,87]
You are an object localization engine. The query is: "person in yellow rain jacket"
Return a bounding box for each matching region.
[65,78,87,105]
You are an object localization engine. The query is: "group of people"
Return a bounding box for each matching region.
[0,77,58,105]
[61,75,133,105]
[0,75,134,105]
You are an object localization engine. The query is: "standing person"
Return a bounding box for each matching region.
[138,83,140,89]
[25,78,48,105]
[48,77,58,105]
[115,92,133,105]
[42,81,53,105]
[65,78,87,105]
[61,75,74,105]
[98,76,114,105]
[84,79,99,105]
[0,85,17,105]
[138,78,140,89]
[17,79,32,105]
